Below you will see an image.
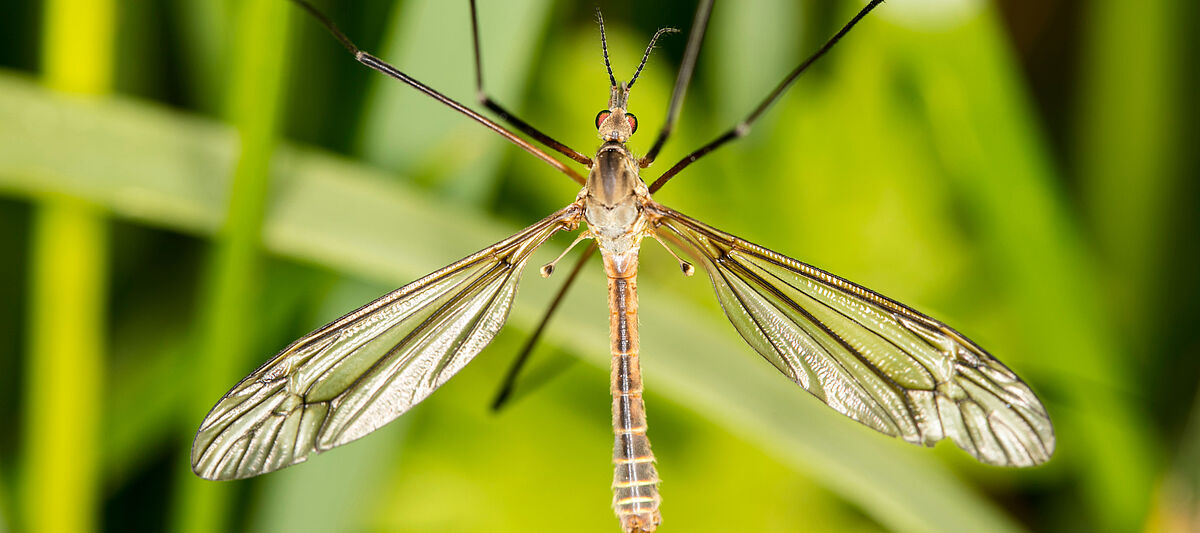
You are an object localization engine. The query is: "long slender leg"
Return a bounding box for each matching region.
[639,0,714,168]
[290,0,585,185]
[491,243,597,411]
[648,0,885,193]
[469,0,592,166]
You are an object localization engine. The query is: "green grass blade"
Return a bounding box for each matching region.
[898,6,1156,531]
[1155,389,1200,531]
[0,460,7,533]
[19,0,114,531]
[1075,0,1183,341]
[168,2,293,533]
[356,0,554,205]
[173,0,229,115]
[23,200,108,533]
[0,455,7,533]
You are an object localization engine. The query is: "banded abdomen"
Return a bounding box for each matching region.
[605,255,660,533]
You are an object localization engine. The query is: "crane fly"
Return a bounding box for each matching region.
[192,1,1056,531]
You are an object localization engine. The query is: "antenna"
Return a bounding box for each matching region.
[596,8,617,87]
[649,0,887,191]
[628,27,679,88]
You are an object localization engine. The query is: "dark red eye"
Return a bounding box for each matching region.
[625,112,638,133]
[595,110,611,129]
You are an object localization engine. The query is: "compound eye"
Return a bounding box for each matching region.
[595,110,611,129]
[625,112,638,134]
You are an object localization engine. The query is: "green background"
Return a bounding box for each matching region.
[0,0,1196,531]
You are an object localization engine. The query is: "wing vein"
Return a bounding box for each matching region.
[192,205,581,479]
[648,202,1053,465]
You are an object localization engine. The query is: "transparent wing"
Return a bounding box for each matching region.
[649,202,1054,466]
[192,205,580,480]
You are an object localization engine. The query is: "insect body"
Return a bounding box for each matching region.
[585,82,666,531]
[192,2,1054,532]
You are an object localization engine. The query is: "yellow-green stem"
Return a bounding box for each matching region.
[169,1,293,533]
[912,8,1158,531]
[1077,0,1181,345]
[21,0,114,531]
[23,201,108,533]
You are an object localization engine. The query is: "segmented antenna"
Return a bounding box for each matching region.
[596,8,617,87]
[628,27,679,88]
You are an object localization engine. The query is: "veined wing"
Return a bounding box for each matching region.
[648,202,1054,467]
[192,205,581,480]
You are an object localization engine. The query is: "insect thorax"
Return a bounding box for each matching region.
[585,142,648,267]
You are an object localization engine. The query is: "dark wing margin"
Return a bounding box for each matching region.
[648,202,1054,467]
[192,205,581,480]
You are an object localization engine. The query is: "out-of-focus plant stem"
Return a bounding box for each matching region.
[169,2,292,533]
[1076,0,1184,529]
[1077,0,1182,346]
[906,6,1157,531]
[20,0,114,532]
[1150,388,1200,532]
[176,0,229,115]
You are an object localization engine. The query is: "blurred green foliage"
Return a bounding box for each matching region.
[0,0,1196,532]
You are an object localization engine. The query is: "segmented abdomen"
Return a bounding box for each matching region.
[607,261,660,533]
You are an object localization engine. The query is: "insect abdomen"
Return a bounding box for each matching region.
[607,262,661,533]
